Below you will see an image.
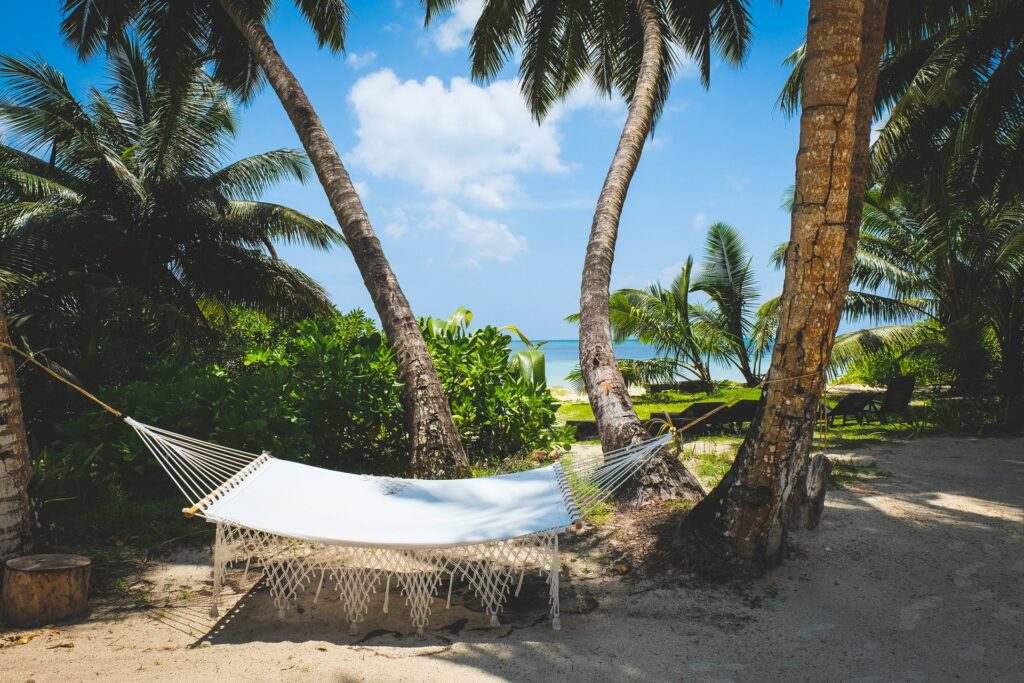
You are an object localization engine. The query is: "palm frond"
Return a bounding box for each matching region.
[212,150,311,200]
[776,43,804,116]
[829,325,922,377]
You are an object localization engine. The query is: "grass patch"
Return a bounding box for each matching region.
[679,438,742,489]
[586,501,616,526]
[557,385,761,422]
[814,419,915,452]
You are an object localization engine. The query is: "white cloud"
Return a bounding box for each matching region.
[427,199,526,267]
[381,200,527,267]
[691,212,707,232]
[428,0,483,53]
[871,111,890,145]
[463,175,518,209]
[664,99,691,116]
[647,135,670,151]
[349,69,584,208]
[669,46,701,80]
[659,261,686,284]
[384,207,409,238]
[346,51,378,69]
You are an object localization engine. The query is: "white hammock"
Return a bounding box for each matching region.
[126,418,672,635]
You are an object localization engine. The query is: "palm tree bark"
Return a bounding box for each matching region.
[579,0,704,505]
[0,294,33,558]
[221,0,468,478]
[673,0,889,576]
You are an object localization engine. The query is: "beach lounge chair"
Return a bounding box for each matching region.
[867,375,916,423]
[719,399,760,432]
[826,393,875,425]
[567,420,599,440]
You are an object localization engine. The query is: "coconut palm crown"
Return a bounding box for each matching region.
[0,44,343,341]
[424,0,755,122]
[61,0,347,102]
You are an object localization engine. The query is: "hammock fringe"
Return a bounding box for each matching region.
[210,521,561,635]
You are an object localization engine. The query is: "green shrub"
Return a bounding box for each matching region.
[839,344,951,387]
[31,310,571,505]
[426,324,572,464]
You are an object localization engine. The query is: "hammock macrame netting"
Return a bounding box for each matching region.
[125,418,673,635]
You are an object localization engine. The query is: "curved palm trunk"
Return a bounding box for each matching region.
[733,343,759,387]
[222,1,467,478]
[0,295,33,558]
[673,0,889,576]
[579,0,704,505]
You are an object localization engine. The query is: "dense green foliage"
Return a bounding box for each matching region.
[776,1,1024,427]
[29,310,571,507]
[870,1,1024,204]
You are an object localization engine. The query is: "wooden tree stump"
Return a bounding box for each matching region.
[2,554,91,627]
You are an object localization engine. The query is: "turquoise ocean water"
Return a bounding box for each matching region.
[508,339,744,388]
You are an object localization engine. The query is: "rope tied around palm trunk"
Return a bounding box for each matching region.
[0,341,123,417]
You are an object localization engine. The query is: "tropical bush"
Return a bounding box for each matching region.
[30,310,572,506]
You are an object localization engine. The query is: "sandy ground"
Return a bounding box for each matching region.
[2,436,1022,682]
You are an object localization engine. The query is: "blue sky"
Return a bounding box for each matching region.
[2,1,816,340]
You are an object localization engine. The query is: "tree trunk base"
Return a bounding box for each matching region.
[617,447,705,508]
[665,483,769,580]
[2,554,91,627]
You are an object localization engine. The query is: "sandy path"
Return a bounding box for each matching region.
[2,437,1022,682]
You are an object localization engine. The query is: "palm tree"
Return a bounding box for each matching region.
[62,0,470,478]
[0,45,346,556]
[0,295,32,558]
[675,0,890,576]
[830,188,1024,421]
[570,225,779,391]
[569,257,717,388]
[692,222,761,387]
[425,0,753,503]
[778,2,1022,203]
[0,48,342,372]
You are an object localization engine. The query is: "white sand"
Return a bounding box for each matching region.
[2,436,1022,682]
